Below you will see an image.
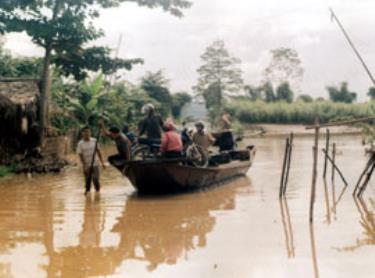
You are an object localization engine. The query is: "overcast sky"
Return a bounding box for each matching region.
[4,0,375,101]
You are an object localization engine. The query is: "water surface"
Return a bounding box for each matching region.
[0,135,374,277]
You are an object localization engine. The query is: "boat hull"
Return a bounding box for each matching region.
[122,149,255,194]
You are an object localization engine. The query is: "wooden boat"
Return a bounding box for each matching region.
[119,146,256,194]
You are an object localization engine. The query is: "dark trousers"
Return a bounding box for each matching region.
[108,154,127,171]
[85,165,100,192]
[215,131,235,151]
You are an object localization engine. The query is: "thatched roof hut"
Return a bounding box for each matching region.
[0,78,41,161]
[0,78,40,120]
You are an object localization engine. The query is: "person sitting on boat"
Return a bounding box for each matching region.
[100,123,131,171]
[122,124,136,146]
[160,120,183,159]
[192,121,215,154]
[138,103,164,146]
[180,121,192,146]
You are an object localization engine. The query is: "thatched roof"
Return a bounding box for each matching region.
[0,94,16,118]
[0,79,40,120]
[0,78,40,106]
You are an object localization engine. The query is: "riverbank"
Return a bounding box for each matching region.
[243,123,362,138]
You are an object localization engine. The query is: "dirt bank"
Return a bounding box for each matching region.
[243,124,362,137]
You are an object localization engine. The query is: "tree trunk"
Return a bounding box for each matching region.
[38,45,52,146]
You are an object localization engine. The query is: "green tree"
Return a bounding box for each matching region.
[263,47,304,93]
[276,82,294,103]
[0,0,191,143]
[262,81,276,103]
[297,94,313,103]
[368,87,375,100]
[141,70,172,117]
[171,92,192,118]
[195,40,243,113]
[244,85,262,101]
[327,82,357,103]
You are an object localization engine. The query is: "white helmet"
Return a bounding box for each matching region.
[141,103,155,115]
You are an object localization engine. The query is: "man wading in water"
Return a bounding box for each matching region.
[77,126,106,195]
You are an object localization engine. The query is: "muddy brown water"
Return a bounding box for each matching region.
[0,135,374,278]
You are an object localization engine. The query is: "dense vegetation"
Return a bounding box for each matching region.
[225,99,375,125]
[50,72,191,135]
[0,0,192,143]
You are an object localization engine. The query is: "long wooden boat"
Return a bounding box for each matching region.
[119,147,256,194]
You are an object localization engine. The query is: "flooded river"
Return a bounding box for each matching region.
[0,135,374,278]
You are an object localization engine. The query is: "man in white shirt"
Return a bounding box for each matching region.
[77,126,106,195]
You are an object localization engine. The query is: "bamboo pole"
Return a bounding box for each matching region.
[334,186,348,208]
[331,143,336,184]
[279,138,290,198]
[353,154,374,196]
[283,133,294,195]
[323,129,330,178]
[305,116,375,130]
[309,120,320,223]
[322,148,348,186]
[329,8,375,86]
[323,179,331,224]
[331,176,337,219]
[357,161,375,197]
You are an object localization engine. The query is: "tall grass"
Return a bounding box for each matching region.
[225,100,375,125]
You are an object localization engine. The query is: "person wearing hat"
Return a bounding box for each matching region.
[192,121,215,154]
[160,119,183,158]
[138,103,164,143]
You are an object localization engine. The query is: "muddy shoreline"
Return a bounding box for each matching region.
[243,123,362,138]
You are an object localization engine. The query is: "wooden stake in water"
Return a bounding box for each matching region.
[283,133,294,195]
[357,161,375,197]
[323,129,330,178]
[331,143,336,184]
[279,138,290,198]
[322,149,348,186]
[309,120,320,223]
[353,154,374,196]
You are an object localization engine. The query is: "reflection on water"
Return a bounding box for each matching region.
[0,135,374,277]
[0,168,249,277]
[279,197,295,258]
[334,197,375,252]
[309,223,320,278]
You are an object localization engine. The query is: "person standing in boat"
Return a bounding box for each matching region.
[216,111,235,152]
[100,123,131,172]
[77,126,106,195]
[192,121,215,154]
[160,120,183,159]
[221,111,232,130]
[138,104,164,144]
